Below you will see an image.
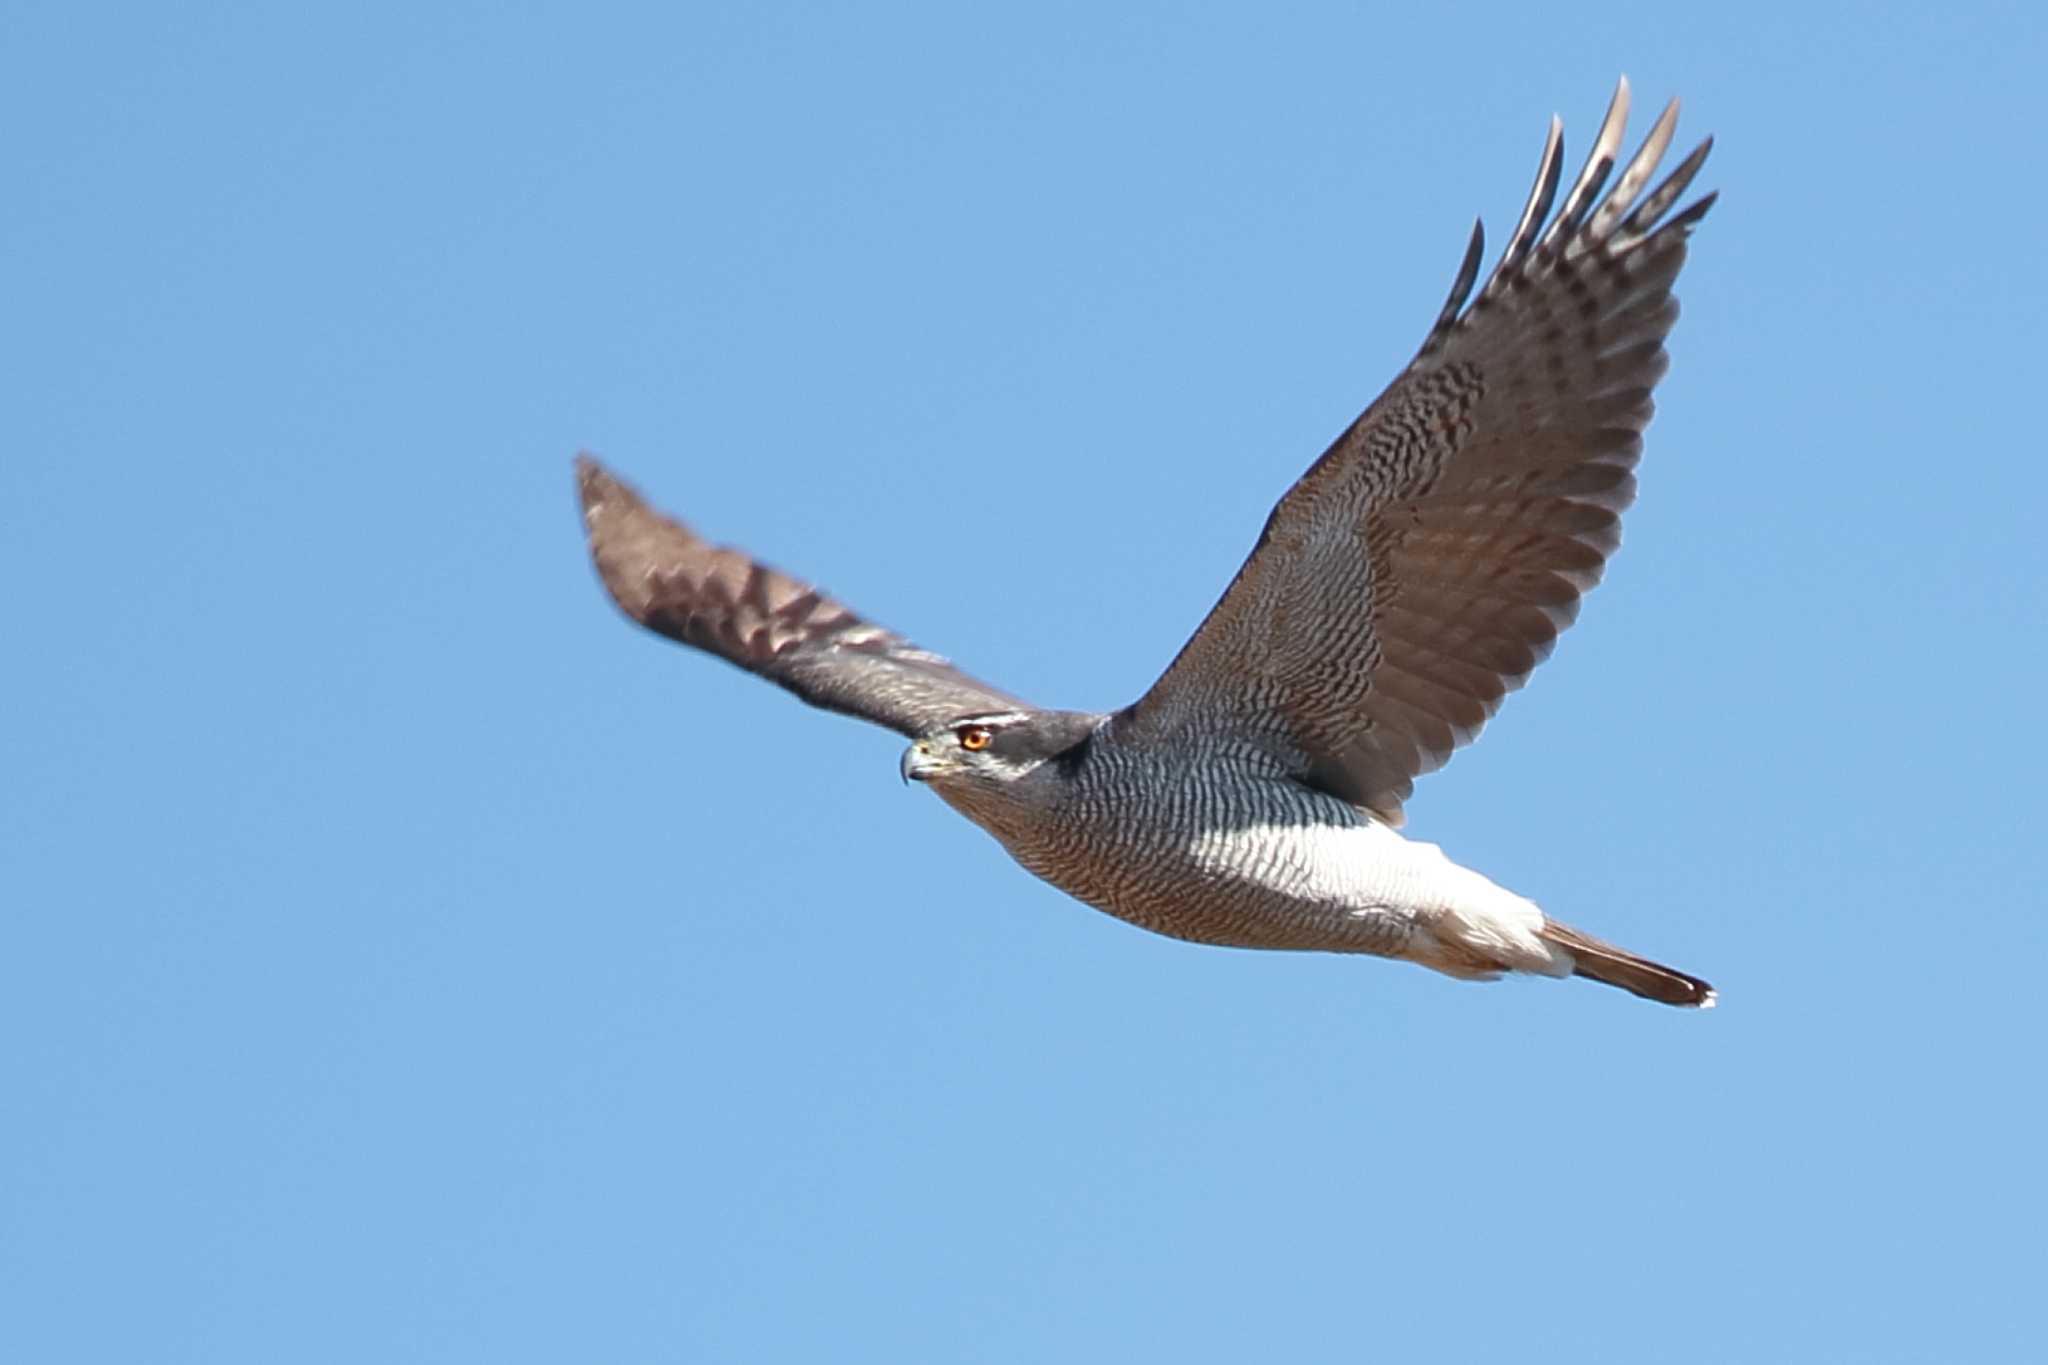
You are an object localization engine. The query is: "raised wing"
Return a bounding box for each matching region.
[577,457,1030,737]
[1120,80,1714,825]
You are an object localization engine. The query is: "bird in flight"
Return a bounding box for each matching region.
[579,79,1716,1007]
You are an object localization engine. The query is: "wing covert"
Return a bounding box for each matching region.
[1120,80,1714,825]
[577,457,1029,737]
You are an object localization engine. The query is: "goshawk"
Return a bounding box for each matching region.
[579,80,1717,1007]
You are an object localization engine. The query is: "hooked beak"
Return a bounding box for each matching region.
[900,741,934,785]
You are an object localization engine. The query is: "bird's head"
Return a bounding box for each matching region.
[900,710,1100,810]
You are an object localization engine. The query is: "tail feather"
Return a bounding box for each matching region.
[1540,919,1715,1009]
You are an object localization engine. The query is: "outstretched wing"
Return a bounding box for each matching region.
[577,457,1030,737]
[1120,80,1714,825]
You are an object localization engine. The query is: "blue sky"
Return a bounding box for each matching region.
[5,2,2044,1360]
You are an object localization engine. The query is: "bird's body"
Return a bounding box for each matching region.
[917,712,1568,981]
[579,80,1718,1007]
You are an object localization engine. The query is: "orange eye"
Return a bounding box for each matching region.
[958,725,993,752]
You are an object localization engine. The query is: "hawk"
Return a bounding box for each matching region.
[579,80,1717,1007]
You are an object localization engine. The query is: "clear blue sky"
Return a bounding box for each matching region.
[6,3,2044,1360]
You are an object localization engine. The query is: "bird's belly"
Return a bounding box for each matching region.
[1003,806,1457,957]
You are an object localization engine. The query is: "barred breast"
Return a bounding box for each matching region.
[985,735,1447,958]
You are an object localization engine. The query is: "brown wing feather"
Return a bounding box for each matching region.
[577,457,1029,737]
[1121,80,1714,824]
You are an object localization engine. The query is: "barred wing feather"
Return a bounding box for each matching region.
[578,458,1029,738]
[1122,79,1715,825]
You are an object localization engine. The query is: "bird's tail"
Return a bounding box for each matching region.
[1539,918,1716,1009]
